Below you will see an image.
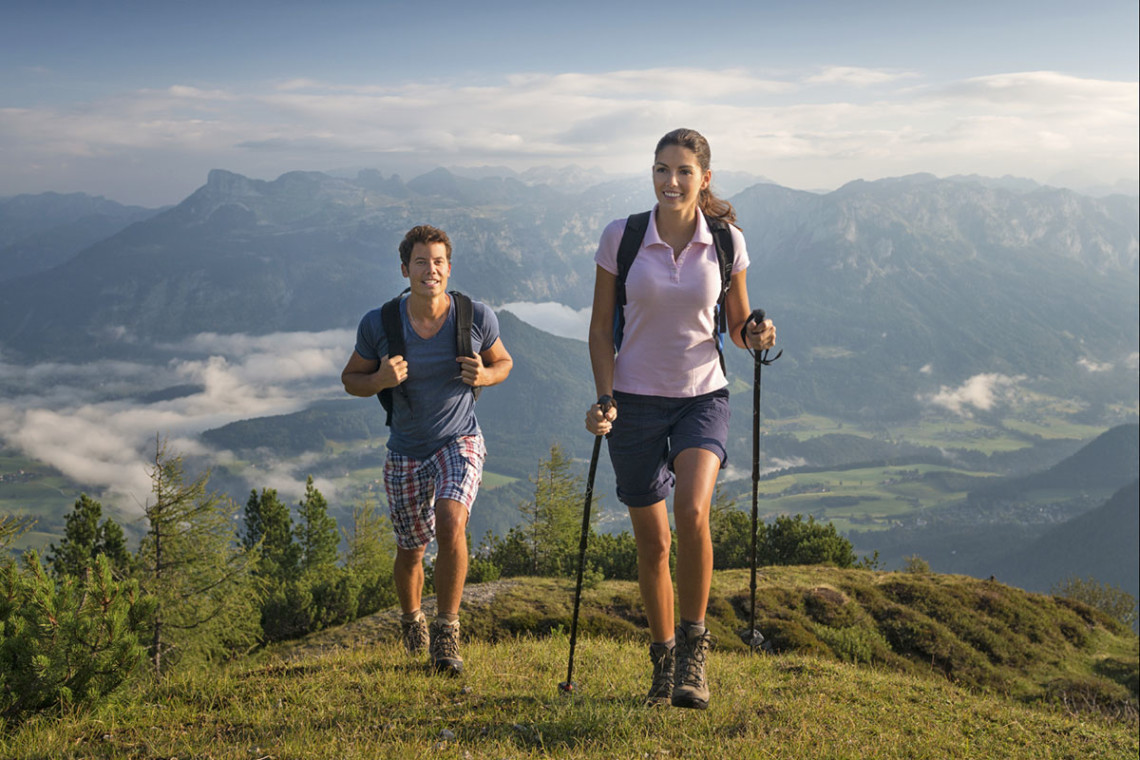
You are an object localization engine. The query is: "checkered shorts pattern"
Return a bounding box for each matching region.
[384,434,486,550]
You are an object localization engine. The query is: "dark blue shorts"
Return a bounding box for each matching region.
[606,388,731,508]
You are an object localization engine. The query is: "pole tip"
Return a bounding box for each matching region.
[558,681,576,694]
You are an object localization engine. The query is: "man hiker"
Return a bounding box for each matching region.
[341,224,513,674]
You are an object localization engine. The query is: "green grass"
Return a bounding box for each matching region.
[3,570,1136,758]
[4,634,1134,759]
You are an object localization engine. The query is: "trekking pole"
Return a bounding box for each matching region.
[739,309,781,652]
[559,395,614,694]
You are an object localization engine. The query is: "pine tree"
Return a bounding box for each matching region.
[47,494,133,579]
[134,439,259,676]
[242,488,300,583]
[1,545,152,722]
[344,499,397,617]
[518,444,587,576]
[295,476,338,574]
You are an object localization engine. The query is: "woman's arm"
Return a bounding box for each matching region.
[586,265,619,434]
[725,269,776,351]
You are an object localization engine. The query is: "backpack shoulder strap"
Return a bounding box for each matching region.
[615,211,652,298]
[707,219,735,335]
[613,211,652,351]
[707,219,735,300]
[707,219,736,374]
[376,290,410,425]
[380,293,407,359]
[450,290,482,400]
[451,291,474,358]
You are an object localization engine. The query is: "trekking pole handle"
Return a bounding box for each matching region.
[740,308,767,350]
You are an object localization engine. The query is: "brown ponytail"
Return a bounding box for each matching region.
[654,128,736,225]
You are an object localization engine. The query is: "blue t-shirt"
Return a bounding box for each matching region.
[355,294,500,459]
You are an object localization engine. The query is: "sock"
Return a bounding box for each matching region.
[651,637,676,651]
[436,612,459,625]
[401,609,423,623]
[680,619,706,636]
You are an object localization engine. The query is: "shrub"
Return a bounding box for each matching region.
[760,515,856,568]
[1044,674,1138,722]
[758,617,830,656]
[803,586,854,627]
[1052,576,1138,630]
[815,624,892,665]
[580,562,605,590]
[585,531,638,581]
[467,555,501,584]
[1095,656,1139,701]
[902,555,931,574]
[308,568,361,629]
[259,580,315,642]
[0,552,152,724]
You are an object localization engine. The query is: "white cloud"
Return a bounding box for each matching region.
[0,67,1135,204]
[921,373,1026,416]
[1078,357,1114,372]
[806,67,917,87]
[0,330,351,513]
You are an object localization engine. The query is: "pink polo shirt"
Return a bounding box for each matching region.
[595,207,750,398]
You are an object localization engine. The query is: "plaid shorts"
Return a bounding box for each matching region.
[383,434,486,550]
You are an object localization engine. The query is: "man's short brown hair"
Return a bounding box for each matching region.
[399,225,453,267]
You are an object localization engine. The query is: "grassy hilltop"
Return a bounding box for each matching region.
[5,568,1137,759]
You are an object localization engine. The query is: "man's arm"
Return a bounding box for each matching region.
[341,350,407,397]
[457,338,512,388]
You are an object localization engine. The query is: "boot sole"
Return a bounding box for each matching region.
[671,694,709,709]
[432,660,464,676]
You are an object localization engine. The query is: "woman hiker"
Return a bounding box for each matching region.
[585,128,777,709]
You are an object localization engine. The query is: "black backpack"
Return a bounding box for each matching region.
[612,211,736,373]
[376,289,479,425]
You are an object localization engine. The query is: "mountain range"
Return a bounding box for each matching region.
[1,168,1136,426]
[995,478,1139,598]
[0,192,159,282]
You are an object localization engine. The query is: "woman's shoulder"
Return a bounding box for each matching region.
[603,215,630,236]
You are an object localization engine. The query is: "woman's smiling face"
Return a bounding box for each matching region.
[653,144,710,215]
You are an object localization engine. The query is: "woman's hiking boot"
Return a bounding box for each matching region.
[429,618,464,676]
[671,623,712,709]
[400,610,429,655]
[645,642,675,707]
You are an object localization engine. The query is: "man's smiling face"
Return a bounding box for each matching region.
[402,241,451,296]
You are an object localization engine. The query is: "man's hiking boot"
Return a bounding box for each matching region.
[672,623,712,709]
[429,618,464,676]
[645,642,675,707]
[401,611,429,656]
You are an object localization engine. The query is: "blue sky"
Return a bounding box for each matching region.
[2,0,1137,204]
